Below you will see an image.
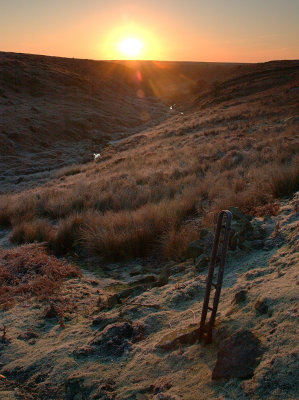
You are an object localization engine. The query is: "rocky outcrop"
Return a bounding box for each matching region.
[89,322,145,358]
[212,329,263,379]
[188,229,214,260]
[228,207,265,250]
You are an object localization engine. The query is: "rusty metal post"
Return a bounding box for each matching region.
[199,210,232,343]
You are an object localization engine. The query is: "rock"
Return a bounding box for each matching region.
[44,302,61,319]
[251,240,264,249]
[264,238,276,250]
[90,322,145,358]
[106,294,120,308]
[90,322,133,357]
[194,254,209,271]
[117,284,149,300]
[91,380,116,400]
[228,208,267,251]
[142,312,168,334]
[157,323,200,350]
[229,207,252,224]
[17,329,39,341]
[129,275,157,286]
[65,376,86,400]
[92,315,119,329]
[250,220,266,240]
[188,240,204,259]
[169,280,204,307]
[233,289,247,304]
[106,282,157,308]
[212,329,263,380]
[254,297,270,315]
[188,229,213,259]
[16,176,24,184]
[156,266,170,287]
[129,264,144,276]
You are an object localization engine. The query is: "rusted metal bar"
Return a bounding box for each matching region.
[199,210,232,343]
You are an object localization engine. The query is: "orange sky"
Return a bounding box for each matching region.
[0,0,298,62]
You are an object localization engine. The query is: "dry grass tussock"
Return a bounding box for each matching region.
[0,78,298,261]
[269,162,299,198]
[0,244,81,310]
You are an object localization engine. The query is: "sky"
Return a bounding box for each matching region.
[0,0,298,62]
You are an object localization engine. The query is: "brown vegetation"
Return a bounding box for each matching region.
[0,244,81,310]
[0,59,298,261]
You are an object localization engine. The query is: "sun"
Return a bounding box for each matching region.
[119,37,143,58]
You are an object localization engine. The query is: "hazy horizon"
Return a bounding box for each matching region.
[1,49,299,65]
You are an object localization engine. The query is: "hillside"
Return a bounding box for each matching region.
[0,52,166,190]
[0,53,255,193]
[0,55,299,399]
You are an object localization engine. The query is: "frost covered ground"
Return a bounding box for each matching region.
[0,194,298,400]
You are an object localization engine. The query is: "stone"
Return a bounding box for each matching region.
[44,302,60,319]
[65,376,86,400]
[194,254,210,271]
[90,322,145,358]
[17,329,39,341]
[251,240,264,249]
[92,315,119,329]
[233,289,247,304]
[129,264,144,276]
[157,324,200,350]
[229,207,252,224]
[90,322,133,357]
[250,220,266,240]
[129,275,157,286]
[212,329,263,380]
[117,284,148,300]
[188,229,213,259]
[188,240,204,259]
[106,294,120,308]
[155,266,170,287]
[254,297,269,315]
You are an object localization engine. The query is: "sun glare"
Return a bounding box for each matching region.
[119,37,143,58]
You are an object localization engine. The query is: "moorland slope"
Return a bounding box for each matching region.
[0,55,298,400]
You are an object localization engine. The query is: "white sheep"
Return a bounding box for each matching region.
[93,153,101,162]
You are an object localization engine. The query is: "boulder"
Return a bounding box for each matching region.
[90,322,145,358]
[188,229,213,260]
[90,322,133,357]
[194,254,210,271]
[228,207,266,250]
[254,297,270,315]
[156,266,170,287]
[106,294,120,308]
[65,376,87,400]
[233,289,247,304]
[188,240,204,259]
[212,329,262,379]
[129,274,157,286]
[91,315,119,329]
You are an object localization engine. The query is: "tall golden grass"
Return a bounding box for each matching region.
[0,98,298,261]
